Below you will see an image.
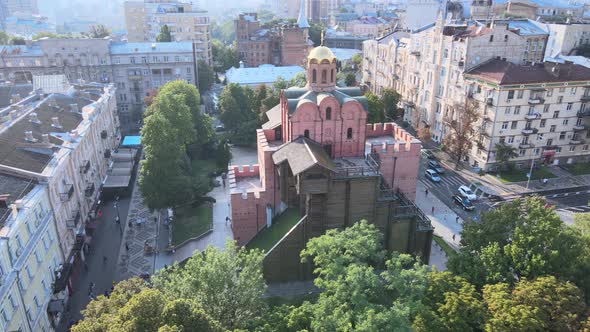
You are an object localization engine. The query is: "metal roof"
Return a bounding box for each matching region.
[109,42,193,54]
[225,65,305,86]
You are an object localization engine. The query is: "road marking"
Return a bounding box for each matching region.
[564,193,569,196]
[576,192,580,195]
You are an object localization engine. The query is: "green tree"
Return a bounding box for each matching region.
[381,88,402,120]
[288,72,306,88]
[299,221,429,331]
[0,31,10,44]
[448,197,590,297]
[218,83,258,143]
[483,276,586,331]
[9,37,26,45]
[152,241,267,330]
[198,60,215,93]
[442,98,480,168]
[33,32,70,39]
[415,271,485,332]
[344,72,356,86]
[211,39,239,71]
[366,91,384,123]
[309,23,325,46]
[87,24,110,38]
[494,142,518,170]
[272,76,288,90]
[156,25,172,42]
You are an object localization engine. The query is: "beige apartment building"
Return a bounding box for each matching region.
[464,59,590,170]
[306,0,340,23]
[124,0,212,64]
[361,17,590,170]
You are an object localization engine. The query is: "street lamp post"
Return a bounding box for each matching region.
[525,150,536,190]
[114,196,122,235]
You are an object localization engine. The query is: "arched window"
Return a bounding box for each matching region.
[331,69,334,82]
[326,107,332,120]
[321,70,327,83]
[312,69,317,83]
[347,128,353,139]
[304,129,310,138]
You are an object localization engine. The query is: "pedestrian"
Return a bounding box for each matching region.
[425,189,428,196]
[222,178,226,188]
[431,206,435,214]
[452,234,456,241]
[115,216,120,224]
[125,243,129,251]
[455,215,460,223]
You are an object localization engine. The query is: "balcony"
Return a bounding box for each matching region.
[528,97,545,105]
[525,112,540,120]
[519,143,535,149]
[59,184,74,202]
[581,95,590,102]
[80,160,90,174]
[521,128,539,135]
[544,144,558,150]
[85,183,95,198]
[570,139,586,145]
[573,124,588,131]
[101,130,108,139]
[128,75,142,81]
[53,263,74,294]
[66,210,81,229]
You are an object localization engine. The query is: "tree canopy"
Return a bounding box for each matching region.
[156,25,172,42]
[197,60,215,93]
[211,39,239,72]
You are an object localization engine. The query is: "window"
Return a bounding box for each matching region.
[304,130,309,138]
[563,119,569,125]
[514,106,521,115]
[519,149,526,156]
[326,107,331,120]
[517,90,524,99]
[331,69,334,83]
[507,90,515,100]
[504,35,508,42]
[567,103,573,110]
[558,96,564,103]
[553,111,560,118]
[571,87,577,95]
[321,70,327,83]
[560,132,566,140]
[540,119,546,127]
[556,147,562,153]
[130,57,135,64]
[537,133,544,140]
[312,69,317,83]
[550,125,556,132]
[505,107,511,114]
[489,35,494,42]
[508,136,515,143]
[547,138,553,146]
[347,128,353,139]
[547,88,553,97]
[511,121,517,129]
[499,137,505,144]
[570,146,576,152]
[584,145,589,151]
[543,104,550,113]
[501,122,509,129]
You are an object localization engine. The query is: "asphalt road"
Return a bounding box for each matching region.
[418,157,491,221]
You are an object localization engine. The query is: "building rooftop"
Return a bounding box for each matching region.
[0,44,44,56]
[109,42,193,54]
[283,87,368,114]
[493,0,583,8]
[465,58,590,85]
[0,84,33,108]
[0,89,99,173]
[0,174,35,226]
[272,137,336,176]
[506,19,548,36]
[225,65,305,86]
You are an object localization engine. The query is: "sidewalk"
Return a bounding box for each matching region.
[415,181,463,250]
[154,175,233,269]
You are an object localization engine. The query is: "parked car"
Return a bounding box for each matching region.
[458,185,477,201]
[428,160,445,174]
[421,149,436,160]
[215,124,225,132]
[424,169,441,182]
[453,194,475,211]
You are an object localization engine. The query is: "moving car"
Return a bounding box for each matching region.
[421,149,436,160]
[215,124,225,132]
[428,160,445,174]
[424,169,441,182]
[458,185,477,201]
[453,195,474,211]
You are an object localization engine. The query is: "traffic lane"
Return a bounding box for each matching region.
[545,192,590,209]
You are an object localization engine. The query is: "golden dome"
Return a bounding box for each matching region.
[307,46,336,63]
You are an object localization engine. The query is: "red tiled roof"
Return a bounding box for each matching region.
[465,58,590,85]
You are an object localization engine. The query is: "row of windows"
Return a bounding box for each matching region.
[311,68,335,84]
[303,127,354,140]
[117,55,192,65]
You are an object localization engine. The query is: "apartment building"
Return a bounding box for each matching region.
[0,39,198,132]
[123,0,212,64]
[346,16,393,38]
[536,21,590,59]
[305,0,340,23]
[0,178,63,332]
[0,0,38,16]
[0,81,120,313]
[363,18,548,141]
[235,12,312,68]
[465,59,590,170]
[404,0,442,30]
[109,42,196,130]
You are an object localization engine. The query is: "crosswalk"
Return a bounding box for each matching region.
[421,174,466,191]
[557,205,590,213]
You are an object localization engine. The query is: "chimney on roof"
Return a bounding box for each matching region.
[24,130,37,142]
[41,133,50,144]
[0,194,9,209]
[70,104,79,112]
[51,117,62,129]
[28,112,41,124]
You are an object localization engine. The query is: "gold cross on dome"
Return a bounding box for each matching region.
[320,29,324,46]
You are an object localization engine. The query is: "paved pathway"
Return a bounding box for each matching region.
[116,177,159,280]
[154,175,233,269]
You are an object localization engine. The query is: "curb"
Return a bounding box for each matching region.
[172,228,213,250]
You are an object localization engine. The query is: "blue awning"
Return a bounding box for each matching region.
[122,136,141,146]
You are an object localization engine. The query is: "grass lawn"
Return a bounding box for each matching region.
[562,162,590,176]
[191,158,220,192]
[246,208,301,253]
[172,203,213,245]
[496,166,556,183]
[433,235,457,258]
